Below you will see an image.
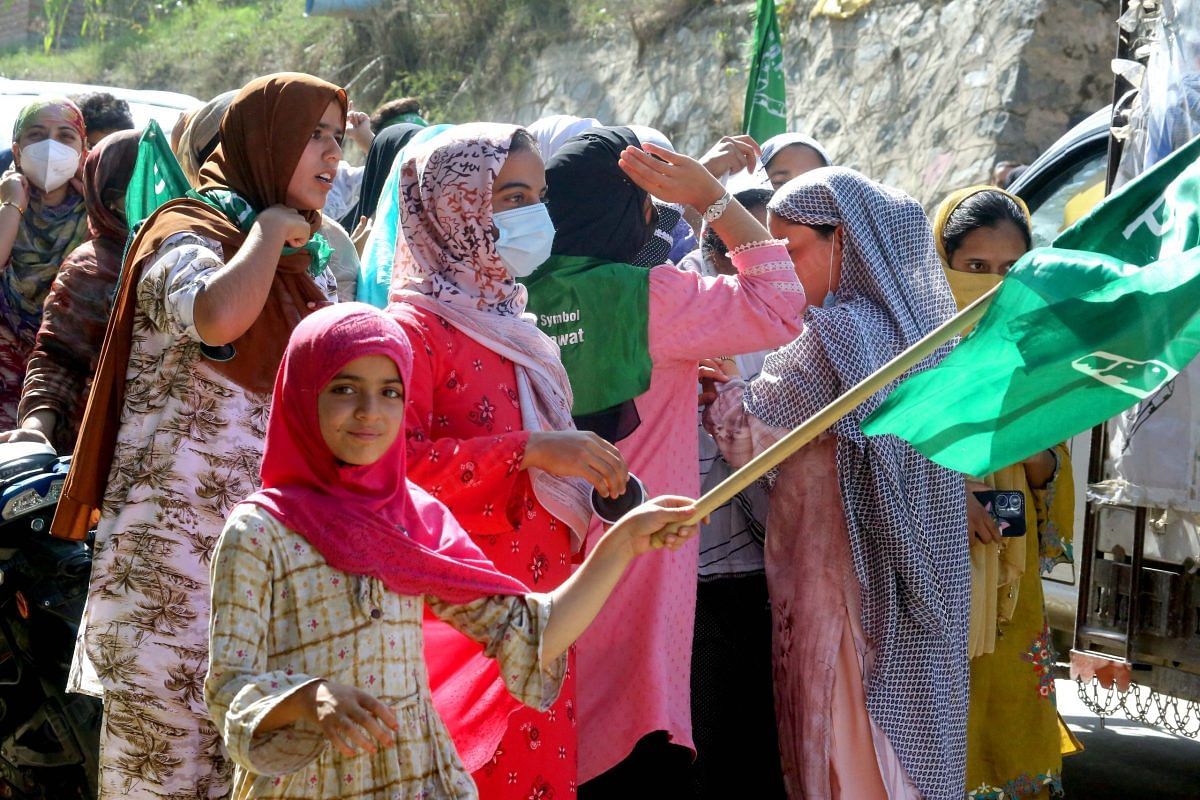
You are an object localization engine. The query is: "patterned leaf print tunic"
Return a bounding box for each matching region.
[206,505,565,800]
[69,232,339,800]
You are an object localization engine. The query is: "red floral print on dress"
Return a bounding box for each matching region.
[1020,622,1057,701]
[481,743,504,777]
[469,396,497,431]
[445,369,466,394]
[527,775,555,800]
[501,383,520,409]
[521,722,542,750]
[528,546,548,585]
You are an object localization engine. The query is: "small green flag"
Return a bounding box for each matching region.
[743,0,788,143]
[861,135,1200,476]
[125,119,190,229]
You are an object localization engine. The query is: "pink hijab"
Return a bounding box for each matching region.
[241,302,528,769]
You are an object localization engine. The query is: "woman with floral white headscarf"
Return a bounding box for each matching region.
[705,167,969,800]
[387,122,627,799]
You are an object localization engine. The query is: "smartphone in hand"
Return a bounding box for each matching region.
[971,490,1027,537]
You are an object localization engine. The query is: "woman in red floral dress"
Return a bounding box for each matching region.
[388,123,628,799]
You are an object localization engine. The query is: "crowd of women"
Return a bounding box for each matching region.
[0,70,1079,800]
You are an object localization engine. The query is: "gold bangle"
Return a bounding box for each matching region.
[0,201,24,216]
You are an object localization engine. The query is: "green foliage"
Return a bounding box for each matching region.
[3,0,721,124]
[0,0,350,101]
[42,0,175,52]
[343,0,574,122]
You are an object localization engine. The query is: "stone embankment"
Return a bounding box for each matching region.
[469,0,1112,205]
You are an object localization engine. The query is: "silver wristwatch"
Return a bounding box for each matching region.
[702,191,733,223]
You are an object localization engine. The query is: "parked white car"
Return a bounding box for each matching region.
[0,78,201,142]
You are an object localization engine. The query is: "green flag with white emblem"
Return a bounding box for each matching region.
[743,0,787,143]
[125,119,190,229]
[861,135,1200,476]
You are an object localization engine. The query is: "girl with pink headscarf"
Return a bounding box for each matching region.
[205,302,698,799]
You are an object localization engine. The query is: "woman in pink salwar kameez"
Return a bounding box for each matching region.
[521,128,808,795]
[706,167,970,800]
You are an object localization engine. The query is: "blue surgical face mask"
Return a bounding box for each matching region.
[493,203,555,278]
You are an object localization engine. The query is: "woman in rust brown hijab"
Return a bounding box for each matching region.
[61,72,346,800]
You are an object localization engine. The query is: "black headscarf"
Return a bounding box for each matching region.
[545,126,653,263]
[339,123,423,230]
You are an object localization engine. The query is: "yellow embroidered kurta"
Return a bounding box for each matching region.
[966,445,1081,800]
[205,504,565,800]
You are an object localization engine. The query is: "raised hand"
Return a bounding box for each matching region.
[350,214,372,256]
[618,142,726,212]
[257,204,312,249]
[697,135,762,178]
[0,172,30,212]
[346,107,375,152]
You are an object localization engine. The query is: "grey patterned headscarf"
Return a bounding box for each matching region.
[631,200,682,268]
[746,167,970,800]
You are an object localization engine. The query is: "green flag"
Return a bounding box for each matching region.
[861,135,1200,477]
[743,0,787,143]
[125,119,190,229]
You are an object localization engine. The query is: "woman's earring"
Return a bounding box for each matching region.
[821,241,837,308]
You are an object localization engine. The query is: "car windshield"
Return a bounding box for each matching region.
[0,88,195,149]
[1025,152,1108,247]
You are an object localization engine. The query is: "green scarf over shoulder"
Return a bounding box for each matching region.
[521,254,651,416]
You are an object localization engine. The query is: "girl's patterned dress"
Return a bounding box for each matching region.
[206,505,565,800]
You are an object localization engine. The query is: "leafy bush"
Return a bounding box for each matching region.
[0,0,351,102]
[1,0,717,123]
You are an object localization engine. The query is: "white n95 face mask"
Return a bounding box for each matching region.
[19,139,81,193]
[493,203,555,278]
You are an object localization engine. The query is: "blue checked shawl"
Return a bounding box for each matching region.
[745,167,970,800]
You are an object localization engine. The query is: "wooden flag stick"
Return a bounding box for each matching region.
[678,284,1000,530]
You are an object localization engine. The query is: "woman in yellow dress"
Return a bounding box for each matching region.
[933,186,1082,800]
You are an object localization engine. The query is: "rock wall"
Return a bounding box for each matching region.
[0,0,40,49]
[468,0,1113,206]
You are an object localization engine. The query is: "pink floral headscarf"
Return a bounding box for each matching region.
[391,122,528,316]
